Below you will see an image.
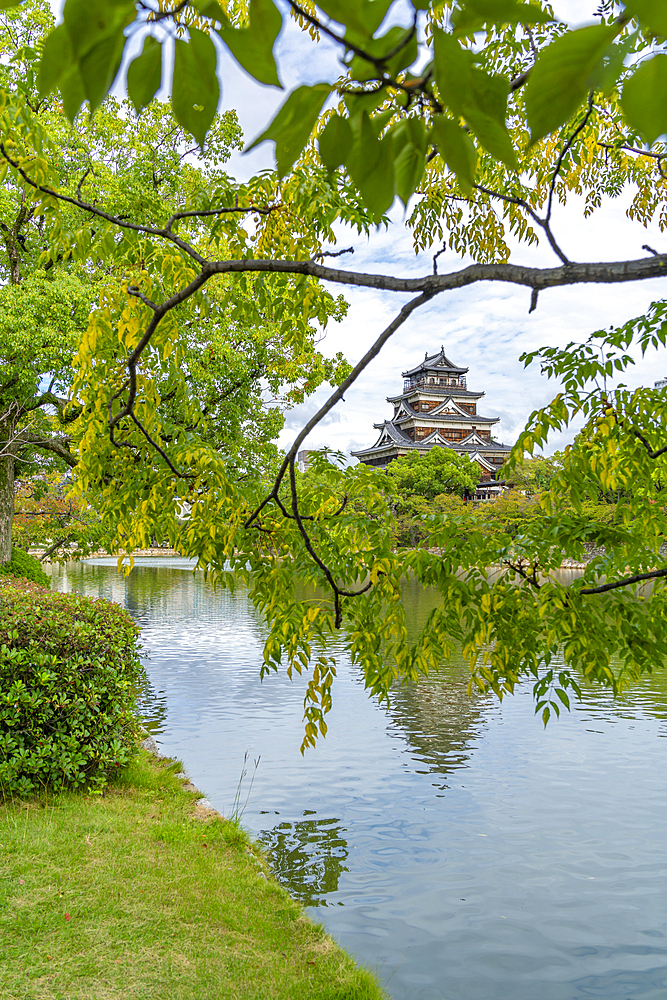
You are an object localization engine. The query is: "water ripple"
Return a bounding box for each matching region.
[50,559,667,1000]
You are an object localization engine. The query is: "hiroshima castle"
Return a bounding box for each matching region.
[352,348,512,482]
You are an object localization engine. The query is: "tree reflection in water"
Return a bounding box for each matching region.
[258,814,349,907]
[135,674,168,736]
[387,672,490,793]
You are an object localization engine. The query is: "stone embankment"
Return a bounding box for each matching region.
[141,735,221,818]
[31,548,181,560]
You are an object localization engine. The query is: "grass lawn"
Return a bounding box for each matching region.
[0,751,387,1000]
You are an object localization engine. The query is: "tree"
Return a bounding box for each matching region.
[501,453,564,494]
[383,449,478,548]
[7,0,667,744]
[0,242,96,560]
[0,1,242,561]
[387,448,479,501]
[0,1,355,563]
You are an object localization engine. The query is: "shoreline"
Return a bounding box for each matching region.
[0,745,387,999]
[31,548,184,559]
[32,548,590,570]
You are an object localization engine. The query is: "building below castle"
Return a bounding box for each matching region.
[351,348,512,483]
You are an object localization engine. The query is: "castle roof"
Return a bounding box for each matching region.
[387,387,484,402]
[388,397,498,424]
[351,421,512,460]
[402,346,468,378]
[352,349,512,472]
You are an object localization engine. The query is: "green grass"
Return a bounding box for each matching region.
[0,752,387,1000]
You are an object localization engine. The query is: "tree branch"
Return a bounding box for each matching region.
[245,291,435,530]
[23,390,70,414]
[39,533,77,562]
[20,433,77,467]
[164,204,277,231]
[7,141,667,296]
[201,253,667,294]
[474,182,571,265]
[505,560,542,589]
[546,94,595,226]
[630,426,667,460]
[580,567,667,594]
[128,412,197,480]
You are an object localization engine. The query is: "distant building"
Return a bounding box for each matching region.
[297,449,337,474]
[655,377,667,390]
[351,348,512,484]
[297,450,313,473]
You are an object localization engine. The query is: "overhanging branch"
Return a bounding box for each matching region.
[201,253,667,294]
[580,567,667,594]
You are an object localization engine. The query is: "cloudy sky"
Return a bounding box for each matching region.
[57,0,667,458]
[209,0,667,459]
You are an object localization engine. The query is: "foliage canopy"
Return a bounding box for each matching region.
[0,2,356,565]
[3,0,667,745]
[387,448,480,501]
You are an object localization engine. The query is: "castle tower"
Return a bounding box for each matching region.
[351,347,512,481]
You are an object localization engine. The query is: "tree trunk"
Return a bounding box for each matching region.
[0,420,15,565]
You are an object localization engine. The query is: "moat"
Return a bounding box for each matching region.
[50,557,667,1000]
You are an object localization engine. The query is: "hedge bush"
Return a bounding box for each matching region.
[0,584,144,794]
[0,547,49,587]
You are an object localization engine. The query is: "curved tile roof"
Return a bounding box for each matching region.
[402,346,468,378]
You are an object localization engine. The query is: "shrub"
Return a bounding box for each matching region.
[0,547,49,587]
[0,585,144,795]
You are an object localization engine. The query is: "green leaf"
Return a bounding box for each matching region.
[346,111,395,220]
[247,84,330,175]
[624,0,667,37]
[430,116,476,192]
[394,141,424,206]
[127,36,162,114]
[37,23,72,96]
[347,24,418,81]
[216,0,282,88]
[391,117,426,206]
[62,0,135,110]
[0,0,26,7]
[459,69,516,168]
[385,27,419,78]
[59,66,86,123]
[191,0,225,18]
[470,69,509,125]
[433,30,475,115]
[452,0,552,33]
[62,0,134,55]
[525,23,620,143]
[465,108,517,168]
[369,109,394,138]
[172,28,219,148]
[318,114,353,169]
[590,30,636,96]
[348,52,379,83]
[315,0,393,39]
[78,35,127,111]
[344,89,387,119]
[555,688,570,709]
[621,54,667,145]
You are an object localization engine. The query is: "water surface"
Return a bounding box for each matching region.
[50,558,667,1000]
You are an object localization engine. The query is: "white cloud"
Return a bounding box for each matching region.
[276,189,667,458]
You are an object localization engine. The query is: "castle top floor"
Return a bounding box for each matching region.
[401,347,469,393]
